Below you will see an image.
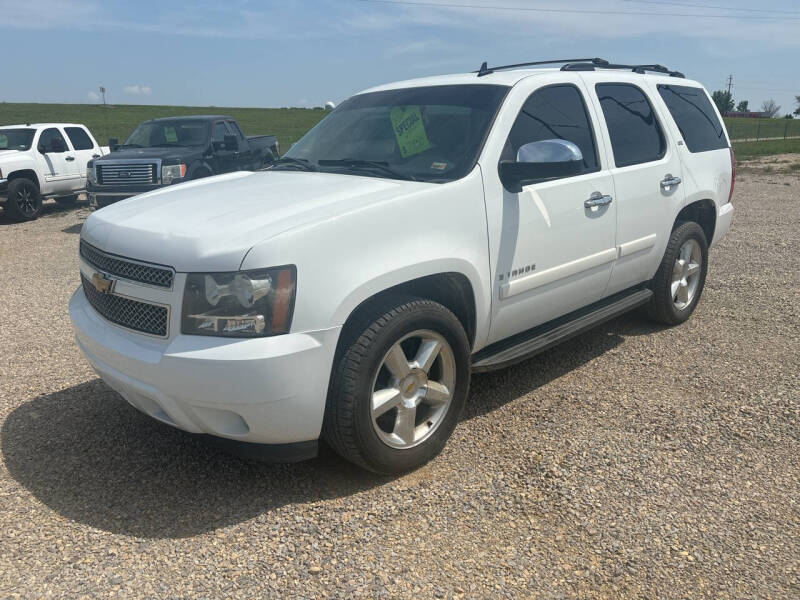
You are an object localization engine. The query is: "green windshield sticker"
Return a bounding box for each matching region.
[164,127,178,143]
[390,105,431,158]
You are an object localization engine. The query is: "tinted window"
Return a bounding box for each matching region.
[502,85,598,176]
[212,122,229,142]
[658,84,727,152]
[65,126,94,150]
[124,120,209,147]
[284,84,508,183]
[596,83,666,167]
[228,121,245,140]
[39,128,68,153]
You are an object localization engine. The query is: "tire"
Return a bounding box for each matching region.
[5,178,42,221]
[55,194,79,205]
[323,296,471,474]
[645,221,708,325]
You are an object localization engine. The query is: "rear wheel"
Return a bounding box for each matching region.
[645,221,708,325]
[5,178,42,221]
[324,297,471,474]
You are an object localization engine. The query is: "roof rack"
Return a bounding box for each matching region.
[476,58,609,77]
[560,58,684,78]
[475,57,684,78]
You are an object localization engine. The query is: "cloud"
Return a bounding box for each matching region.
[87,91,100,102]
[123,85,152,96]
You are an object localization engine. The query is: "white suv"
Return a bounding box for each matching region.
[69,59,734,473]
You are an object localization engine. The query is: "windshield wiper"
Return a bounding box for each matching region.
[269,157,317,172]
[318,159,416,182]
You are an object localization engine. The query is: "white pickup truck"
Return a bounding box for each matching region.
[69,58,734,473]
[0,123,108,221]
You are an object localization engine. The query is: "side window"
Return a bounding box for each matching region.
[228,121,245,140]
[65,127,95,150]
[657,85,728,152]
[502,84,599,175]
[38,128,69,153]
[212,122,230,142]
[596,83,665,167]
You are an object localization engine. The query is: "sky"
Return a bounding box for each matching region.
[2,0,798,114]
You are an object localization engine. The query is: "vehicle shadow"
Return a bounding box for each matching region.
[1,314,662,539]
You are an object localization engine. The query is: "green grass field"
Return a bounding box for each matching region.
[0,102,327,153]
[2,103,798,159]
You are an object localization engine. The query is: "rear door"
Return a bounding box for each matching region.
[582,74,685,295]
[64,126,101,188]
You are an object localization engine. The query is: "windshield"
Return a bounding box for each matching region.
[123,120,209,147]
[0,128,35,151]
[282,84,508,183]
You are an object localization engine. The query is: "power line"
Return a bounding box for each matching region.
[623,0,800,15]
[355,0,800,20]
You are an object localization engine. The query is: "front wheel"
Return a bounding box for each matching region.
[323,297,471,474]
[5,178,42,221]
[645,221,708,325]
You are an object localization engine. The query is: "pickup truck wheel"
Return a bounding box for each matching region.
[5,178,42,222]
[55,194,79,205]
[324,297,471,474]
[646,221,708,325]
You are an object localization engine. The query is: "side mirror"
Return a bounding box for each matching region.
[108,138,119,151]
[224,134,238,151]
[499,139,583,193]
[49,138,66,153]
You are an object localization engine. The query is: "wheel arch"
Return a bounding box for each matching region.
[334,271,479,357]
[6,169,41,189]
[674,199,716,245]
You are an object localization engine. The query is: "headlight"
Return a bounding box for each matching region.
[181,266,296,337]
[87,164,97,185]
[162,164,187,184]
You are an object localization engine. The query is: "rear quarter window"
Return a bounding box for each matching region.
[657,84,728,152]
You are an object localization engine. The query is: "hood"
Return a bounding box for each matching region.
[0,149,25,162]
[81,170,428,272]
[96,146,201,162]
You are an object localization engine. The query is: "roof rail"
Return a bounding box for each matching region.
[561,59,684,78]
[476,58,609,77]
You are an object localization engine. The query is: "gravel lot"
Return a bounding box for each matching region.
[1,175,798,599]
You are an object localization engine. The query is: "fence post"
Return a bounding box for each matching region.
[756,119,761,142]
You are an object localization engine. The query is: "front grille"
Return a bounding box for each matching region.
[81,273,168,337]
[80,241,174,288]
[98,163,157,185]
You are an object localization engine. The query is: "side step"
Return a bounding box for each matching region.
[471,287,653,373]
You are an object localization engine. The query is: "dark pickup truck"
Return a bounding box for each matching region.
[87,115,278,208]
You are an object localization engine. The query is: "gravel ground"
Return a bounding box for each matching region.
[1,176,798,599]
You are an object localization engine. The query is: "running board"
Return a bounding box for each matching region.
[471,287,653,373]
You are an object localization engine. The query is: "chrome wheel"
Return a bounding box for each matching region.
[370,329,456,449]
[15,185,37,217]
[671,238,702,310]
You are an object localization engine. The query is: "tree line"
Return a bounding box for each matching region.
[712,91,800,120]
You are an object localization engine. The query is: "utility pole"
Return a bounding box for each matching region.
[726,74,733,96]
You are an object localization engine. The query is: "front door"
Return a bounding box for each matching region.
[36,127,81,194]
[212,121,237,172]
[483,78,618,344]
[581,74,686,295]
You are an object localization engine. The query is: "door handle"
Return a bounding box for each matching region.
[92,154,100,158]
[584,191,613,208]
[65,156,75,161]
[660,174,681,189]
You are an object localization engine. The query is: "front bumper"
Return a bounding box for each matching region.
[69,287,341,447]
[0,178,8,198]
[87,182,165,208]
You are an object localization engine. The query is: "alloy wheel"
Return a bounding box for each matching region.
[370,329,456,449]
[15,185,37,217]
[671,238,702,310]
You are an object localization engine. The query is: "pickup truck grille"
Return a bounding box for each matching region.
[98,163,157,185]
[81,273,169,337]
[80,241,174,288]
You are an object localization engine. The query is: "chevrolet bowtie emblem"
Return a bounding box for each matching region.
[91,272,116,294]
